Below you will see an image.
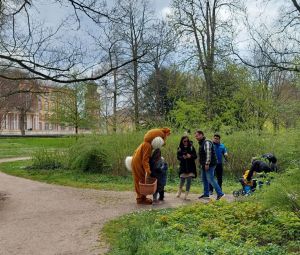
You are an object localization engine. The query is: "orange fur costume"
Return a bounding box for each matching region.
[131,128,171,204]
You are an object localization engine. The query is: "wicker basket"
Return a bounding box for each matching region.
[139,176,157,195]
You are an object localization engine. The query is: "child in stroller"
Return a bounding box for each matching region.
[233,169,271,197]
[233,153,276,197]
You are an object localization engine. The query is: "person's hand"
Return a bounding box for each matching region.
[224,155,229,163]
[145,171,152,183]
[205,164,209,171]
[186,153,191,158]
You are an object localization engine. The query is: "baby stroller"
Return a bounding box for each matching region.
[233,172,271,197]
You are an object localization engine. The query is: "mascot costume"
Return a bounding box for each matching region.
[125,128,171,204]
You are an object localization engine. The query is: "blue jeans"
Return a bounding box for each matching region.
[201,165,224,196]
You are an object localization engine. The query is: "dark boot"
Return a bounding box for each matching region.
[159,190,164,201]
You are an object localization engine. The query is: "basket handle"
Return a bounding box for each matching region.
[145,172,150,183]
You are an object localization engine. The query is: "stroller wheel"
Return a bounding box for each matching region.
[241,189,248,196]
[233,190,240,197]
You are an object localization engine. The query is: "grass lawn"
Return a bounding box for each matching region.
[0,137,75,158]
[0,160,241,194]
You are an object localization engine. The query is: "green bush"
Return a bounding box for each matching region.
[256,167,300,216]
[103,201,300,255]
[30,148,67,170]
[221,129,300,177]
[25,128,299,179]
[68,136,110,173]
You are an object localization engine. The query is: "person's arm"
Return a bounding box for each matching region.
[177,148,184,160]
[247,161,259,181]
[142,143,152,175]
[190,146,197,160]
[223,145,228,161]
[204,141,212,165]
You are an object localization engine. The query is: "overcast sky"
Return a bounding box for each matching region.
[152,0,172,17]
[31,0,281,33]
[23,0,284,72]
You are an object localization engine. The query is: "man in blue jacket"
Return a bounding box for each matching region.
[209,133,228,195]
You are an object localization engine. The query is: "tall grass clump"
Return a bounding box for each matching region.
[89,128,299,178]
[68,135,110,173]
[30,148,67,170]
[27,128,297,177]
[97,132,144,175]
[220,129,300,177]
[256,166,300,216]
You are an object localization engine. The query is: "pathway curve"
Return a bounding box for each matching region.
[0,158,233,255]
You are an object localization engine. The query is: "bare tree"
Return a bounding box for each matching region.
[91,19,128,133]
[49,81,100,134]
[140,21,176,121]
[233,0,300,73]
[113,0,157,129]
[170,0,243,119]
[0,0,147,83]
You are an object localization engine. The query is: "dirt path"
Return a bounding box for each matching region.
[0,158,233,255]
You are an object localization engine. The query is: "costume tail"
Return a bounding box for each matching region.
[125,156,133,171]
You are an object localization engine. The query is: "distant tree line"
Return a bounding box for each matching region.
[0,0,299,133]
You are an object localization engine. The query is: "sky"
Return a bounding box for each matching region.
[152,0,172,18]
[30,1,281,42]
[29,0,282,30]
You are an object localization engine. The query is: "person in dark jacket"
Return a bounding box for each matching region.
[150,148,168,202]
[246,159,273,182]
[195,130,225,200]
[176,136,197,200]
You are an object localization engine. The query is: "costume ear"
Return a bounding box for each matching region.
[151,136,164,149]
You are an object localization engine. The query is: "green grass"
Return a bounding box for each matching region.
[0,160,240,193]
[1,130,299,254]
[0,137,75,158]
[0,129,299,176]
[0,160,133,190]
[103,201,300,255]
[103,168,300,255]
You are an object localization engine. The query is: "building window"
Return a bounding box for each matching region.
[45,100,49,111]
[38,97,42,111]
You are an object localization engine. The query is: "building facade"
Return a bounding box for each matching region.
[0,82,75,135]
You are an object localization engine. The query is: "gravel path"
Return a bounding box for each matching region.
[0,158,233,255]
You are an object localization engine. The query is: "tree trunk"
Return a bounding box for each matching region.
[113,69,117,133]
[154,64,161,119]
[19,111,26,136]
[133,57,139,130]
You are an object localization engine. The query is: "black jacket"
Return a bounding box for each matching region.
[198,138,217,167]
[177,144,197,177]
[247,160,272,181]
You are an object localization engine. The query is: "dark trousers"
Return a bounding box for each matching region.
[209,163,223,192]
[153,181,165,200]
